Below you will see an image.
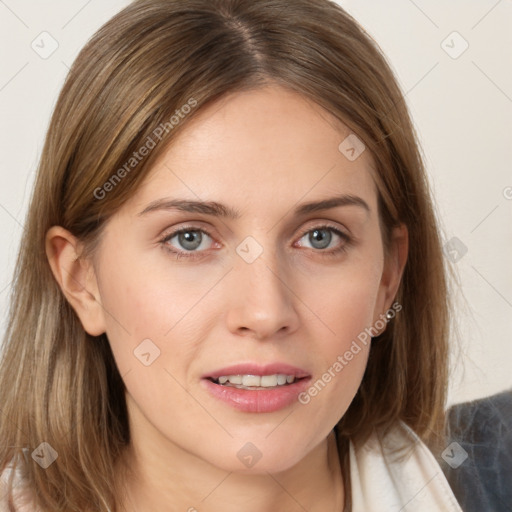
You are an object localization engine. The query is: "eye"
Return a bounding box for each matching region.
[160,227,215,259]
[159,223,352,261]
[296,225,351,255]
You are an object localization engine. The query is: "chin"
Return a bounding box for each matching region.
[202,435,316,475]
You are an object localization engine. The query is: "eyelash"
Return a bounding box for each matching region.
[159,224,352,261]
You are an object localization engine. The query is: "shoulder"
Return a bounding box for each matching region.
[448,389,512,440]
[443,390,512,512]
[349,421,462,511]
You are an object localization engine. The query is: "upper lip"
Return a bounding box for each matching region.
[203,363,311,380]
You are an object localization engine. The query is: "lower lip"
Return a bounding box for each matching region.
[201,378,311,413]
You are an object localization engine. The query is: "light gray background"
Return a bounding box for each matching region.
[0,0,511,406]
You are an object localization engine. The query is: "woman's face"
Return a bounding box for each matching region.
[86,84,405,473]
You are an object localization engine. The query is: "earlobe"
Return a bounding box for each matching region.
[45,226,106,336]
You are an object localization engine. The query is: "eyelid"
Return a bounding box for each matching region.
[159,220,215,239]
[296,221,350,240]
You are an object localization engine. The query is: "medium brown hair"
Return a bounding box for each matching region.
[0,0,451,510]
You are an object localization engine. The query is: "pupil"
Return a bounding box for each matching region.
[180,231,201,250]
[311,229,331,249]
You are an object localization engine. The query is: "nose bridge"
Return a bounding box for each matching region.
[226,236,298,338]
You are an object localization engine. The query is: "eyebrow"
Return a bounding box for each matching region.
[137,194,370,218]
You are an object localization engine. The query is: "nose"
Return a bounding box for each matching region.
[224,249,300,340]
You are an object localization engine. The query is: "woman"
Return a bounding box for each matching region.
[0,0,462,510]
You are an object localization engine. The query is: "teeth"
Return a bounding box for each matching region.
[215,374,296,388]
[243,375,261,387]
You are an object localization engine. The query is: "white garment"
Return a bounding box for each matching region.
[0,423,462,511]
[350,422,463,511]
[0,458,38,512]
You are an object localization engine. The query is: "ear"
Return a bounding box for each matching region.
[372,223,408,334]
[45,226,106,336]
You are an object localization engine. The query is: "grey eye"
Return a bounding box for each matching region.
[176,230,203,251]
[307,228,333,249]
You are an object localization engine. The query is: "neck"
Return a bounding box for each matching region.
[115,428,344,512]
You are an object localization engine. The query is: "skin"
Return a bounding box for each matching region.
[46,84,408,512]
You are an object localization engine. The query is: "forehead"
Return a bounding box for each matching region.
[128,85,378,216]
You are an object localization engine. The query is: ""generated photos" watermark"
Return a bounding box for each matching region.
[298,301,402,405]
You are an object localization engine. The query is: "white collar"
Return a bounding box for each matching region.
[349,422,462,511]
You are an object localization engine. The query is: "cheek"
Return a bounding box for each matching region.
[94,260,216,435]
[308,278,375,385]
[300,257,384,344]
[95,248,227,387]
[95,251,192,369]
[295,254,383,405]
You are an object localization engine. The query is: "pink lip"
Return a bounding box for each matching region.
[201,362,311,413]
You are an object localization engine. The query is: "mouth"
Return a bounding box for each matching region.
[201,363,311,413]
[207,373,307,390]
